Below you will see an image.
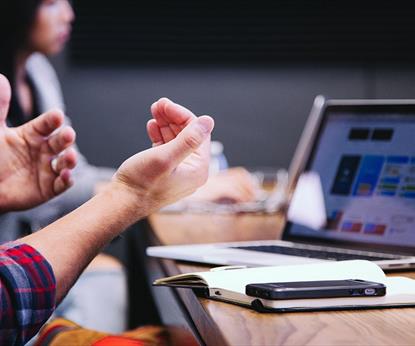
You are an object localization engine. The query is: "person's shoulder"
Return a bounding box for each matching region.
[26,53,57,78]
[26,53,65,112]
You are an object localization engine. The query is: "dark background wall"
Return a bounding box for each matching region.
[51,1,415,171]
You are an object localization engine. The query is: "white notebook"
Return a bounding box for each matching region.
[153,260,415,312]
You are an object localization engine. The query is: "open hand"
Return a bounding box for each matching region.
[0,74,77,212]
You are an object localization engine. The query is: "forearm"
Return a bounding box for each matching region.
[21,183,145,302]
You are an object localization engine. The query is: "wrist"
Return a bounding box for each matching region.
[100,180,152,224]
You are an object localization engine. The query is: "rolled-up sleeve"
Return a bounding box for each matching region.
[0,243,56,345]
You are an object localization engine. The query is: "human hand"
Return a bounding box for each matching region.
[0,74,77,212]
[112,98,214,216]
[147,99,256,204]
[147,97,196,146]
[188,167,257,204]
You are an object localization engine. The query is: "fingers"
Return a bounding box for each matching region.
[53,168,74,195]
[151,98,197,143]
[147,119,185,147]
[50,148,77,196]
[151,98,169,126]
[151,97,196,126]
[159,124,177,143]
[224,167,257,198]
[191,167,257,203]
[25,109,65,137]
[164,115,214,168]
[53,148,77,173]
[48,126,76,155]
[0,74,11,126]
[226,182,256,203]
[163,99,196,126]
[150,100,175,143]
[146,119,164,146]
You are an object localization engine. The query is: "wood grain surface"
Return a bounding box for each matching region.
[149,212,415,346]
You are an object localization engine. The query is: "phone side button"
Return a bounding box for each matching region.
[364,288,376,295]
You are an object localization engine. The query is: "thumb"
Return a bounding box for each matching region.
[164,115,214,167]
[0,74,11,126]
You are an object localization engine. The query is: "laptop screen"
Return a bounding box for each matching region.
[285,104,415,254]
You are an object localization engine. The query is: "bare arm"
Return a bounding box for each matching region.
[22,185,141,301]
[22,102,214,301]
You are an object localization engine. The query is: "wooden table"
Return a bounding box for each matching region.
[148,212,415,346]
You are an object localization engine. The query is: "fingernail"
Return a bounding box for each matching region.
[197,116,214,134]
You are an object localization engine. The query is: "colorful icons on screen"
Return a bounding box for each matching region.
[325,209,387,237]
[331,154,415,199]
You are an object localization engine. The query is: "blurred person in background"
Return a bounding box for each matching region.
[0,73,214,344]
[0,0,129,333]
[0,0,256,334]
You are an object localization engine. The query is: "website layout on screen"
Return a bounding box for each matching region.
[290,113,415,248]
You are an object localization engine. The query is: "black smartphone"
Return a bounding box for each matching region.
[245,279,386,300]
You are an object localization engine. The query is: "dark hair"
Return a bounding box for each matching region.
[0,0,42,125]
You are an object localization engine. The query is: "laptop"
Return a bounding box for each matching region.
[147,96,415,271]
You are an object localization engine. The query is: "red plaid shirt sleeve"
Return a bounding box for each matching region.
[0,243,56,345]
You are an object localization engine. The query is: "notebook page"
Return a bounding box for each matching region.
[198,260,386,294]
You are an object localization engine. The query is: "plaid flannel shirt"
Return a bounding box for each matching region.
[0,243,56,345]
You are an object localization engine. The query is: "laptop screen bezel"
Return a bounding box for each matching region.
[282,100,415,256]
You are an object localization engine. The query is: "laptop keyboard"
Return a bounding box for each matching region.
[233,245,400,261]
